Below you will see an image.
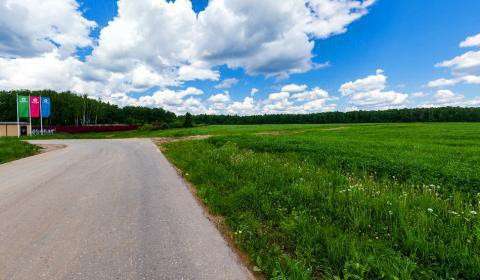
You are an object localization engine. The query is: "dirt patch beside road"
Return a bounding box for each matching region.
[36,143,67,154]
[152,135,212,149]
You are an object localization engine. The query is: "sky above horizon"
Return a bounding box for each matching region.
[0,0,479,115]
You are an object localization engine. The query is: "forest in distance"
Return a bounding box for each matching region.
[2,90,480,127]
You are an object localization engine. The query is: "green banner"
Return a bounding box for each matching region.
[18,95,29,118]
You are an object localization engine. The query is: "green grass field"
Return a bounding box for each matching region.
[161,123,480,279]
[27,123,336,139]
[0,138,38,164]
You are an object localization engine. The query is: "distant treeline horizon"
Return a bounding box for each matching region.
[2,90,480,126]
[194,106,480,125]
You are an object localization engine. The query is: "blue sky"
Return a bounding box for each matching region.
[1,0,479,114]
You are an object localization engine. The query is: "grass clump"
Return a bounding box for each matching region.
[163,123,480,279]
[0,137,38,164]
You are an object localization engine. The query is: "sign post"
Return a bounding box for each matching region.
[40,99,43,135]
[16,93,19,138]
[41,97,51,135]
[28,95,31,136]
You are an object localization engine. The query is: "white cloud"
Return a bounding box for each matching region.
[117,83,337,115]
[177,62,220,81]
[339,69,408,109]
[137,87,205,114]
[460,33,480,48]
[0,0,374,112]
[301,98,337,112]
[215,78,239,89]
[428,75,480,88]
[421,89,480,108]
[433,89,464,104]
[227,97,256,115]
[430,33,480,88]
[259,84,334,114]
[0,0,96,57]
[268,91,290,101]
[427,78,459,88]
[208,93,231,103]
[0,50,84,91]
[281,84,308,93]
[411,92,426,98]
[436,50,480,72]
[250,88,259,96]
[340,69,386,95]
[291,87,329,101]
[304,0,375,38]
[88,0,376,80]
[461,75,480,84]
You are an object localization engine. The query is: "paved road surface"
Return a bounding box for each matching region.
[0,139,253,280]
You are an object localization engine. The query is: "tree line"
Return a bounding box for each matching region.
[194,107,480,125]
[2,90,480,127]
[0,90,176,126]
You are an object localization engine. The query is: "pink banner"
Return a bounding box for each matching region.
[30,96,40,118]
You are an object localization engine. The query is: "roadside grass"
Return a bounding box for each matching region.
[0,137,39,164]
[162,123,480,279]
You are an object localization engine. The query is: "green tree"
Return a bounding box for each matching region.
[183,112,194,128]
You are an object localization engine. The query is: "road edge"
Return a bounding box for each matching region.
[153,139,263,280]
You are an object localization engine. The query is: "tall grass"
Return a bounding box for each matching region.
[163,123,480,279]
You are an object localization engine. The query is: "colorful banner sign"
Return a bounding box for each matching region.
[18,95,29,118]
[30,96,40,118]
[41,97,51,118]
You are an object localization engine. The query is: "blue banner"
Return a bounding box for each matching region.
[41,96,51,118]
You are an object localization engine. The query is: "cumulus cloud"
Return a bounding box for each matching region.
[421,89,480,108]
[250,88,259,96]
[460,33,480,48]
[281,84,308,93]
[130,84,336,115]
[259,84,335,114]
[291,87,329,101]
[227,97,256,115]
[137,87,205,114]
[339,69,408,109]
[0,0,96,57]
[0,0,375,112]
[429,33,480,89]
[436,51,480,72]
[87,0,376,81]
[428,75,480,88]
[208,92,231,103]
[427,78,460,88]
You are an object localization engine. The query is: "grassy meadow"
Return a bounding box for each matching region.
[0,138,38,164]
[161,123,480,279]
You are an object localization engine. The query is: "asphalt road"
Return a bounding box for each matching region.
[0,139,253,280]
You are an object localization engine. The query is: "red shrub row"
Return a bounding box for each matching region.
[35,125,139,134]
